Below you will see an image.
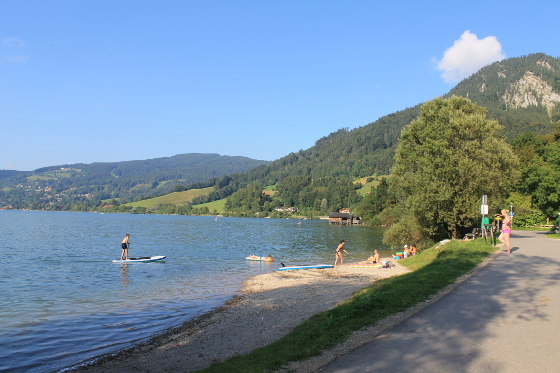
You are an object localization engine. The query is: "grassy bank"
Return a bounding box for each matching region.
[198,239,496,373]
[123,187,214,209]
[193,198,226,214]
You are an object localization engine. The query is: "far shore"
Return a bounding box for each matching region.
[72,258,409,373]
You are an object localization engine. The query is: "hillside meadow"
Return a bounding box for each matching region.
[123,187,214,209]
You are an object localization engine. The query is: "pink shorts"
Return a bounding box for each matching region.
[502,229,511,234]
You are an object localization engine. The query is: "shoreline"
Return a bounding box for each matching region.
[71,259,409,372]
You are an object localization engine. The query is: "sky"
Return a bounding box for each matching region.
[1,1,559,171]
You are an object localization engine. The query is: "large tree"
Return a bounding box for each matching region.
[515,124,560,220]
[385,96,518,243]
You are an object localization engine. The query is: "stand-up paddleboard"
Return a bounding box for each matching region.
[278,264,333,271]
[112,256,166,263]
[245,255,274,262]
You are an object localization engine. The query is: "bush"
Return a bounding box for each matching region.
[383,217,425,247]
[513,208,547,227]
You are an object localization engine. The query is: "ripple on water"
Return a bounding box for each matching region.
[0,211,387,372]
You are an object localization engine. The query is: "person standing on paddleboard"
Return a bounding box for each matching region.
[335,240,348,267]
[121,234,131,260]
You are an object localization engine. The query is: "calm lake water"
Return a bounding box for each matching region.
[0,210,388,373]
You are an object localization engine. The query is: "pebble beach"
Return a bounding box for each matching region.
[72,259,409,372]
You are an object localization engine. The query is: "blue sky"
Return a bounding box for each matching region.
[1,1,559,171]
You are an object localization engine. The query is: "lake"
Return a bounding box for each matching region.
[0,211,388,372]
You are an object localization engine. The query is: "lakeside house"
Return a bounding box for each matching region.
[329,208,361,225]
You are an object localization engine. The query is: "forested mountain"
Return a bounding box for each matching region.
[0,154,269,210]
[191,53,560,215]
[3,53,559,217]
[449,53,560,138]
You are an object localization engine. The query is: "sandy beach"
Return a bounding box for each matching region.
[72,260,409,372]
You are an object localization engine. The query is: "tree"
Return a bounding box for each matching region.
[386,96,519,243]
[320,198,328,213]
[520,144,560,219]
[356,177,390,224]
[512,123,560,221]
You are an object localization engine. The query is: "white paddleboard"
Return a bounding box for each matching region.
[278,264,333,271]
[112,256,166,263]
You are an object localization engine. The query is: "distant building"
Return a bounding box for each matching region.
[329,209,361,225]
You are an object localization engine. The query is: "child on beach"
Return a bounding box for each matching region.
[334,240,348,266]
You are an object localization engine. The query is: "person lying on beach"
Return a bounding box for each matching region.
[334,240,348,266]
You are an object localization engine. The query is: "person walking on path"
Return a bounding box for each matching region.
[498,209,512,255]
[120,233,131,260]
[335,240,348,267]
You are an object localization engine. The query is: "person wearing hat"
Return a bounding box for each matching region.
[403,244,411,258]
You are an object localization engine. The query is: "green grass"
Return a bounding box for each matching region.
[194,198,227,214]
[123,187,214,208]
[547,233,560,239]
[354,175,392,197]
[198,239,496,373]
[28,169,78,181]
[262,185,278,197]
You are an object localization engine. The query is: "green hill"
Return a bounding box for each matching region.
[186,53,560,214]
[448,53,560,138]
[4,53,559,216]
[123,187,215,209]
[0,153,269,210]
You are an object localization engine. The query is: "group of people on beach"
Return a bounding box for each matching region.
[334,240,419,267]
[402,244,417,257]
[120,210,514,265]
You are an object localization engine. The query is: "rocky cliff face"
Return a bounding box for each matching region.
[502,71,560,112]
[449,53,560,137]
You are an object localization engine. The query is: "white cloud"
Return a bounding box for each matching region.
[3,55,28,63]
[1,36,28,63]
[437,30,505,83]
[2,36,26,48]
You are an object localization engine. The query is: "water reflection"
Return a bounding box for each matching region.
[120,264,129,287]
